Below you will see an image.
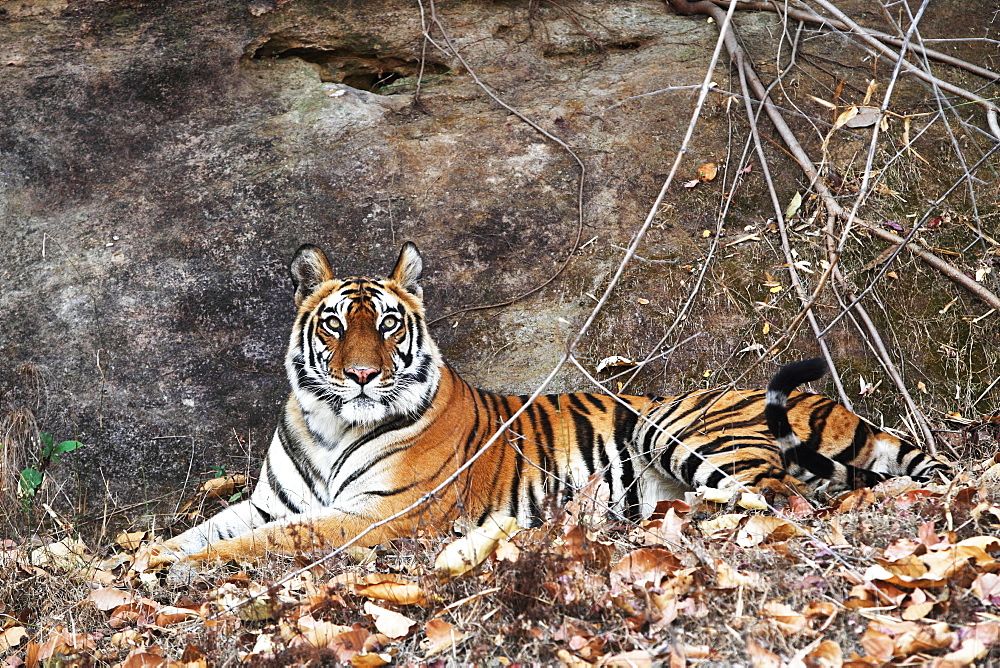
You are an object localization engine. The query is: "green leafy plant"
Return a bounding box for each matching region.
[18,433,84,506]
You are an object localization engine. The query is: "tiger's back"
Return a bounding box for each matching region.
[145,243,949,565]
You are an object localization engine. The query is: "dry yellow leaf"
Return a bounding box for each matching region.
[435,515,519,579]
[115,530,149,550]
[735,516,805,547]
[901,601,935,620]
[698,513,745,536]
[698,162,718,182]
[834,106,859,128]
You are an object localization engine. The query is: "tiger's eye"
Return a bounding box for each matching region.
[322,316,343,337]
[380,315,401,332]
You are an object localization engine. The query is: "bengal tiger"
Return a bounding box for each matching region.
[139,243,949,566]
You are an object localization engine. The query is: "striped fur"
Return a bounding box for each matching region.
[147,244,950,564]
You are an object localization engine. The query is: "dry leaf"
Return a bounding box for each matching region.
[30,537,90,570]
[0,626,28,652]
[37,627,97,661]
[363,601,416,639]
[601,649,653,667]
[972,573,1000,606]
[698,513,744,536]
[834,106,859,128]
[736,516,804,547]
[355,580,427,607]
[201,474,247,498]
[86,587,136,611]
[596,356,636,372]
[714,560,760,589]
[785,191,803,218]
[745,639,783,668]
[805,640,843,668]
[698,163,718,182]
[435,515,519,579]
[115,531,150,550]
[351,651,391,667]
[901,600,935,620]
[843,106,881,128]
[421,619,464,656]
[762,600,808,635]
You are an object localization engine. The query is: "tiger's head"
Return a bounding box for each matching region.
[286,243,442,428]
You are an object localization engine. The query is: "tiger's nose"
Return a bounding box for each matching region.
[345,366,380,386]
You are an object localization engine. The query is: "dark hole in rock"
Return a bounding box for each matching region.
[250,42,450,93]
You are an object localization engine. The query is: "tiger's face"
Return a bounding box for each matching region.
[286,243,441,428]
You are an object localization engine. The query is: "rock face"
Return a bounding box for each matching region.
[1,0,995,515]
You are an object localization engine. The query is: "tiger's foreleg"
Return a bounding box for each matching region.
[181,509,436,563]
[135,499,273,570]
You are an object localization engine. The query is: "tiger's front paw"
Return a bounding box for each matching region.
[133,541,186,572]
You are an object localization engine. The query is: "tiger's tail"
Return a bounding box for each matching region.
[765,358,890,489]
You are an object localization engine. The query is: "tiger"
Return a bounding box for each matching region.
[139,242,949,567]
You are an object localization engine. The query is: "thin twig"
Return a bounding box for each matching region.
[709,0,1000,83]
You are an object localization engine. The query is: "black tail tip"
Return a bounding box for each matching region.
[768,357,828,393]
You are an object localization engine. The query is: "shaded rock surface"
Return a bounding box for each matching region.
[1,0,996,517]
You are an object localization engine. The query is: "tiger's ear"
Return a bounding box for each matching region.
[290,244,334,307]
[390,242,423,298]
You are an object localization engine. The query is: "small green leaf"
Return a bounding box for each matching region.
[229,491,244,503]
[19,467,43,497]
[51,440,84,455]
[211,465,227,478]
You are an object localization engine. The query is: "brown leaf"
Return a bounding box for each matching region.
[972,573,1000,608]
[354,581,427,607]
[329,628,372,664]
[805,639,843,668]
[200,474,247,498]
[761,600,808,636]
[421,619,464,656]
[745,639,783,668]
[863,618,954,659]
[697,163,718,182]
[350,652,391,667]
[611,548,684,594]
[115,531,150,550]
[293,615,355,648]
[155,604,203,627]
[901,600,935,620]
[37,627,97,661]
[180,644,209,668]
[714,560,760,589]
[120,648,168,668]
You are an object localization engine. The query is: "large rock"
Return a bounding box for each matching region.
[1,0,994,516]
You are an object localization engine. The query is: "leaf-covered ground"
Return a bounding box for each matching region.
[2,428,999,667]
